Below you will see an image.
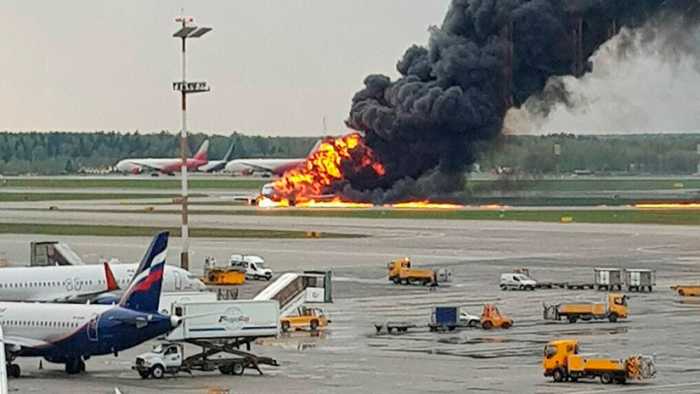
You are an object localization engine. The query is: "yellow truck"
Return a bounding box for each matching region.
[671,285,700,296]
[543,339,656,384]
[543,294,627,323]
[387,258,436,286]
[281,307,329,332]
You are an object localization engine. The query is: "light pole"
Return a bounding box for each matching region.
[173,16,212,271]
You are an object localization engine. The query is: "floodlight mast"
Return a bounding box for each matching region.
[173,15,211,271]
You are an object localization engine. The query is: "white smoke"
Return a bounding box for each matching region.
[506,23,700,134]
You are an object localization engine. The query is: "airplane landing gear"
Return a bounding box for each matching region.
[6,363,20,378]
[65,357,85,374]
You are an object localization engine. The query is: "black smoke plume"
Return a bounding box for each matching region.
[339,0,698,203]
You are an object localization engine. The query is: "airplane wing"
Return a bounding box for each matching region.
[4,335,49,350]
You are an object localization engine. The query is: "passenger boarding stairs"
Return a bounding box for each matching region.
[254,271,332,317]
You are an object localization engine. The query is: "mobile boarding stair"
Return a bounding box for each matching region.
[253,271,333,318]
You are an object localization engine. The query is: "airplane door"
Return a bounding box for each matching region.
[174,271,182,290]
[87,313,99,342]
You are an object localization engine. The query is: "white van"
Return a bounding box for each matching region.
[500,273,537,291]
[229,254,273,281]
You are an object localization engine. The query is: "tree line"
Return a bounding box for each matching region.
[1,131,699,175]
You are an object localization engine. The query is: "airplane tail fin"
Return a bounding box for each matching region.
[132,231,169,281]
[193,140,209,161]
[103,263,120,291]
[222,141,236,162]
[307,140,323,158]
[118,232,168,313]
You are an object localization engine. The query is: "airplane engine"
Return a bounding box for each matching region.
[241,168,253,176]
[130,167,143,174]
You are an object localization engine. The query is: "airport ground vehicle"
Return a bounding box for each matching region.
[543,339,656,384]
[594,268,624,291]
[134,300,280,378]
[202,257,246,285]
[500,273,537,291]
[229,254,273,281]
[280,307,329,332]
[625,269,655,292]
[671,285,700,296]
[388,258,436,285]
[481,304,512,329]
[428,307,480,331]
[543,294,628,323]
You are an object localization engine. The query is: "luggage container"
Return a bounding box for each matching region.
[594,268,623,291]
[624,269,655,292]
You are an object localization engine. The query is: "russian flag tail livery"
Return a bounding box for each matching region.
[193,140,209,162]
[134,231,169,279]
[119,233,169,313]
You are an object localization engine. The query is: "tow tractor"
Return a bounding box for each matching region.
[480,304,512,330]
[671,284,700,296]
[133,299,280,379]
[543,339,656,384]
[280,307,329,332]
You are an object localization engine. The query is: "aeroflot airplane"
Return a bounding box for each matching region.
[0,234,179,377]
[115,140,209,175]
[0,234,204,304]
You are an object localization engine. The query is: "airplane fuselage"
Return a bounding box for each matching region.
[0,302,174,358]
[116,158,206,174]
[0,264,204,303]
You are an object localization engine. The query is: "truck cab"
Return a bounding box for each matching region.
[543,339,579,380]
[230,254,273,281]
[608,294,628,319]
[133,343,183,379]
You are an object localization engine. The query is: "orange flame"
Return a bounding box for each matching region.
[270,133,385,204]
[635,203,700,209]
[390,201,462,209]
[296,198,374,209]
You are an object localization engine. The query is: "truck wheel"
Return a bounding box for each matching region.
[481,321,493,330]
[232,362,245,376]
[282,321,291,332]
[310,320,319,330]
[519,285,525,291]
[608,314,618,323]
[254,274,260,280]
[501,322,511,329]
[266,274,272,281]
[600,372,613,384]
[392,276,400,284]
[468,320,478,328]
[138,370,151,379]
[218,365,232,375]
[552,368,566,382]
[151,364,165,379]
[500,284,507,291]
[679,289,685,296]
[568,316,578,324]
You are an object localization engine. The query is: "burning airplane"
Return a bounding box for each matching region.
[260,0,698,208]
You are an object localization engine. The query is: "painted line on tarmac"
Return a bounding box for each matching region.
[566,381,700,394]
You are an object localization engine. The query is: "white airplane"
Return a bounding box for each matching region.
[197,141,235,173]
[224,140,321,176]
[0,233,205,304]
[116,140,209,175]
[0,245,181,376]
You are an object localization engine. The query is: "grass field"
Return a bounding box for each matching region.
[466,178,700,192]
[0,178,266,190]
[0,222,360,238]
[191,207,700,226]
[0,193,189,202]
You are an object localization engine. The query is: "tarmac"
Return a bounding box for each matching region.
[2,193,700,393]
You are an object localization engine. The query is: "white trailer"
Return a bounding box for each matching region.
[134,300,280,379]
[158,291,218,315]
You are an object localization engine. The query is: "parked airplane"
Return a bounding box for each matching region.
[224,140,321,176]
[0,233,204,304]
[115,140,209,175]
[197,141,235,173]
[0,242,179,376]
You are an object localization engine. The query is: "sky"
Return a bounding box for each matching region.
[0,0,451,137]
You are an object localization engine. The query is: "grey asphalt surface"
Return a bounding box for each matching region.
[2,196,700,393]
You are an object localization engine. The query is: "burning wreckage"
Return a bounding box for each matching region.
[256,0,699,208]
